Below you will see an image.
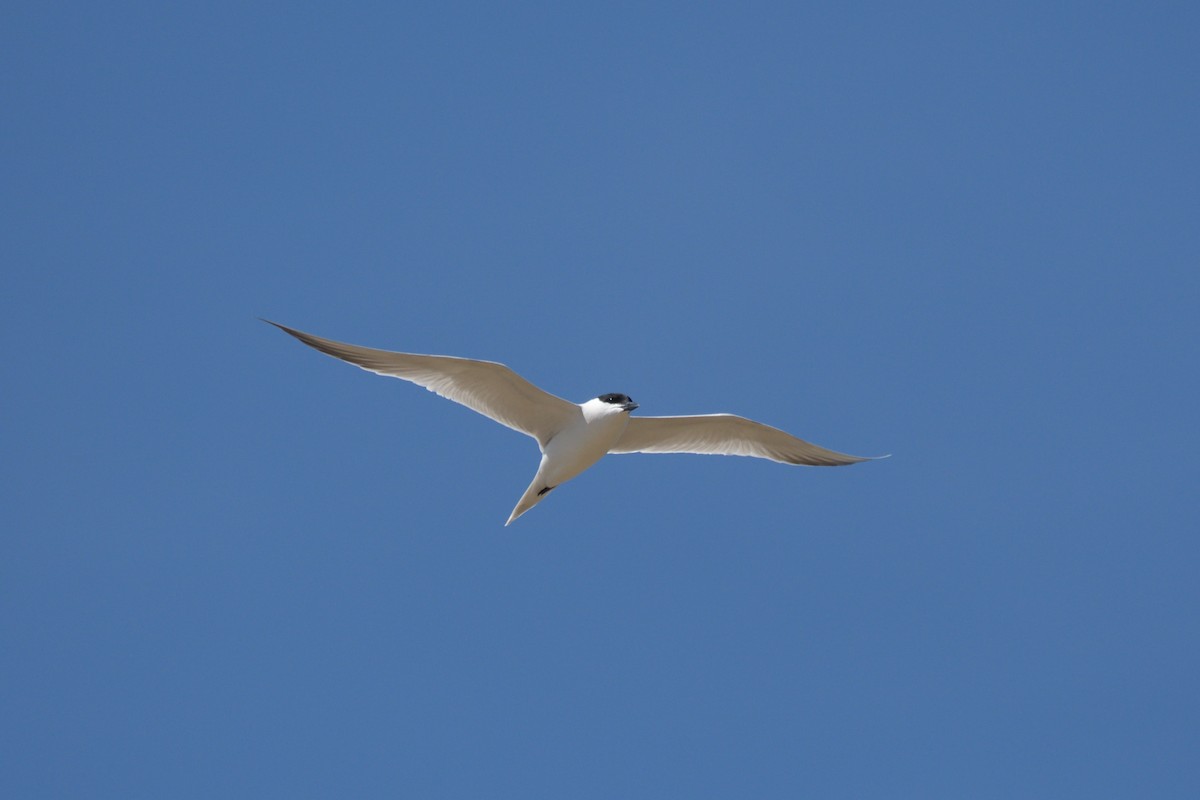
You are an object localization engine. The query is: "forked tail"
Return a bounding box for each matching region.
[506,474,556,526]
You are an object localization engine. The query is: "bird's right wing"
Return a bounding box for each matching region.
[265,321,578,447]
[610,414,876,466]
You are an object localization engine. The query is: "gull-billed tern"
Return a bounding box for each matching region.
[265,320,882,525]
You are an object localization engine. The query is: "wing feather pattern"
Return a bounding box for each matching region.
[264,321,577,447]
[610,414,874,466]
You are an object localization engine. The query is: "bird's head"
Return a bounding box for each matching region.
[591,393,639,414]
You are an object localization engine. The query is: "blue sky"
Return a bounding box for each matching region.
[3,2,1197,797]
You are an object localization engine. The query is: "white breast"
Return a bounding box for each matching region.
[540,405,631,486]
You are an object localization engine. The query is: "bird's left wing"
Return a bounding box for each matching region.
[610,414,877,466]
[265,321,578,447]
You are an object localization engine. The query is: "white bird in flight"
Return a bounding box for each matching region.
[265,321,882,525]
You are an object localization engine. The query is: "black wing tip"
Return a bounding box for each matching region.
[843,453,891,465]
[787,452,890,466]
[261,319,347,361]
[260,318,298,335]
[846,453,892,464]
[261,319,323,348]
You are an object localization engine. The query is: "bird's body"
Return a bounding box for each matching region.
[264,321,881,525]
[509,397,635,524]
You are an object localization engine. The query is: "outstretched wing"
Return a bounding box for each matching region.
[610,414,876,466]
[265,320,578,447]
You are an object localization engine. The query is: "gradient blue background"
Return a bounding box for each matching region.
[4,2,1197,797]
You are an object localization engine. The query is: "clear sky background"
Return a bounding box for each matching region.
[3,2,1197,797]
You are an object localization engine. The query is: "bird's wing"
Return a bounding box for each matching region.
[265,321,578,447]
[610,414,876,466]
